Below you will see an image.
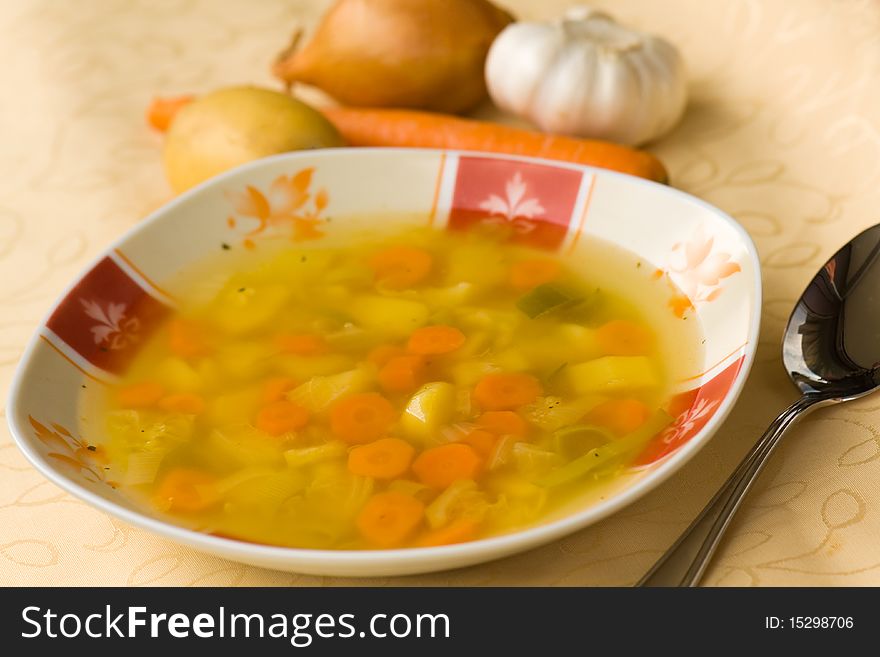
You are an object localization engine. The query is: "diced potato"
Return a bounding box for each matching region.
[217,341,274,380]
[557,323,601,360]
[423,282,476,308]
[155,357,203,392]
[284,442,347,468]
[449,360,499,387]
[207,386,262,426]
[287,367,373,413]
[276,354,355,380]
[447,243,506,287]
[564,356,659,394]
[400,382,457,441]
[351,295,428,337]
[211,283,290,335]
[325,324,378,351]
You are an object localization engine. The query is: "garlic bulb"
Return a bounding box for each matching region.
[485,7,687,145]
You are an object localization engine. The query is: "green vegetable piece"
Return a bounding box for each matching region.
[552,424,614,459]
[537,410,672,487]
[515,283,581,319]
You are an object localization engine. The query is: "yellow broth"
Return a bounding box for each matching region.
[95,227,703,549]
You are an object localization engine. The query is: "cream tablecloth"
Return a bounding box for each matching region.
[2,0,880,586]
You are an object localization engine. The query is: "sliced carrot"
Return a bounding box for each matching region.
[368,246,433,289]
[461,429,498,458]
[356,491,424,548]
[153,468,216,513]
[367,343,406,367]
[117,381,165,408]
[255,400,310,436]
[407,325,466,355]
[378,355,426,394]
[146,95,194,132]
[157,393,205,415]
[476,410,527,437]
[417,518,479,547]
[595,319,653,356]
[321,107,669,184]
[261,376,298,404]
[473,373,542,411]
[586,398,652,436]
[348,437,415,479]
[168,318,210,358]
[509,258,562,291]
[412,443,482,489]
[330,393,396,444]
[274,333,328,356]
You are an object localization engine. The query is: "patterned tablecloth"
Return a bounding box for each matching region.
[2,0,880,586]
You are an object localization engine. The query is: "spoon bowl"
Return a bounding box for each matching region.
[785,223,880,398]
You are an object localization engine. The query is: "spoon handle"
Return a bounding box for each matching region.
[637,395,827,587]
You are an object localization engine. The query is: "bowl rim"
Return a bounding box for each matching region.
[6,147,763,572]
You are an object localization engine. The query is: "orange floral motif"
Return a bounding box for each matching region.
[28,416,111,487]
[229,168,329,243]
[664,227,741,317]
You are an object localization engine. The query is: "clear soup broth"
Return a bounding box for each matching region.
[96,225,703,549]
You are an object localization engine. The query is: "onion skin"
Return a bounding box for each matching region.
[273,0,514,114]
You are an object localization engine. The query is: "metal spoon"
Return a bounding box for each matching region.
[638,223,880,586]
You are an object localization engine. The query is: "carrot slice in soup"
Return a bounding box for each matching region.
[378,355,426,393]
[154,468,216,513]
[473,373,542,411]
[255,400,310,435]
[367,344,406,367]
[348,437,415,479]
[461,429,498,458]
[477,410,527,437]
[509,258,561,290]
[157,393,206,415]
[330,393,396,444]
[595,320,653,356]
[117,381,165,408]
[407,325,466,355]
[368,246,433,289]
[586,398,652,436]
[356,491,425,547]
[412,443,482,489]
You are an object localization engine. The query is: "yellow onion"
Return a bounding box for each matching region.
[273,0,514,114]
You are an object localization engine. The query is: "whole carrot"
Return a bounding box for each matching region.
[321,107,669,183]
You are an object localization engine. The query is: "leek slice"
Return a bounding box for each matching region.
[537,410,672,487]
[515,283,582,319]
